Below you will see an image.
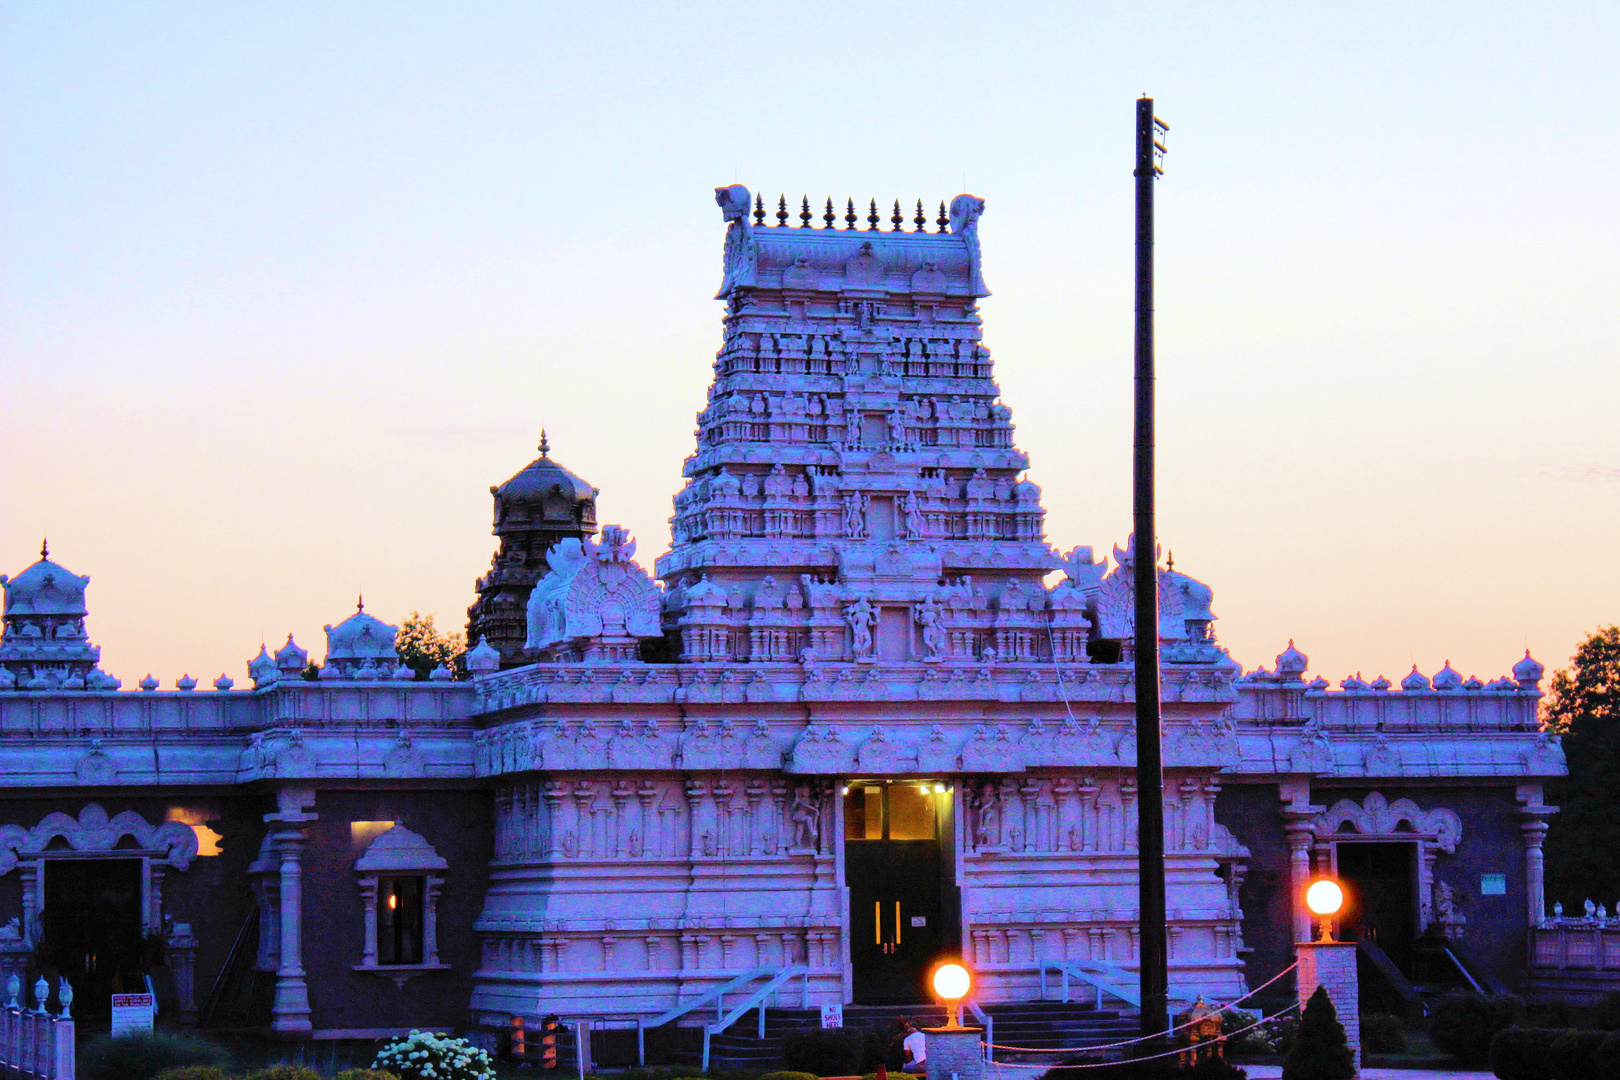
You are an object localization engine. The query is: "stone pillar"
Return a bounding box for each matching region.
[265,787,316,1038]
[165,923,200,1026]
[1281,779,1325,946]
[1297,940,1360,1073]
[1518,783,1557,928]
[922,1025,984,1080]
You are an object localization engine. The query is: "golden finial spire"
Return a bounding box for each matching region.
[539,429,550,456]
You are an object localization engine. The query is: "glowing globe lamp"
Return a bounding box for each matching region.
[933,962,971,1028]
[1305,878,1345,942]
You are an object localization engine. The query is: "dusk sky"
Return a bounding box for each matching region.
[3,3,1617,689]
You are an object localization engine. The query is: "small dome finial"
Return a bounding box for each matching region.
[356,593,364,612]
[539,429,551,456]
[40,537,48,560]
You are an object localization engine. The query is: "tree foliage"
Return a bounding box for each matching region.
[395,611,464,680]
[1545,626,1620,910]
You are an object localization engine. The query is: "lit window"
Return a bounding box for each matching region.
[377,876,425,965]
[165,807,223,857]
[353,824,449,978]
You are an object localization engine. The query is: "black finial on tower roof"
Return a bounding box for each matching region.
[823,197,835,228]
[914,200,927,231]
[357,593,365,612]
[753,193,765,226]
[799,195,812,227]
[867,199,880,230]
[845,198,857,229]
[891,200,905,231]
[40,538,48,560]
[539,429,550,456]
[775,194,789,226]
[937,201,949,232]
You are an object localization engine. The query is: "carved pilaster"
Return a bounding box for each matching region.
[266,787,315,1038]
[1518,783,1557,928]
[1281,778,1325,947]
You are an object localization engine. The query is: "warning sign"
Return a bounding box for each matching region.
[111,993,155,1037]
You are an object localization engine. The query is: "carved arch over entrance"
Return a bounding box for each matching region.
[0,804,199,874]
[1310,791,1464,934]
[0,804,200,949]
[1311,792,1461,852]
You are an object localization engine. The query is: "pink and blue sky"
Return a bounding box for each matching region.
[3,3,1617,688]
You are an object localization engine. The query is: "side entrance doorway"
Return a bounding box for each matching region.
[41,857,146,1019]
[1336,841,1418,973]
[843,779,959,1003]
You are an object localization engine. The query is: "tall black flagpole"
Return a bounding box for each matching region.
[1133,95,1170,1044]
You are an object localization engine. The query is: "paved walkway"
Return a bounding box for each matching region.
[1242,1067,1494,1079]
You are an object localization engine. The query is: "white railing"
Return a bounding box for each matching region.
[1038,959,1141,1009]
[0,976,75,1080]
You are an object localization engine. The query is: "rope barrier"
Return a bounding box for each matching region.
[984,960,1300,1055]
[980,1000,1302,1071]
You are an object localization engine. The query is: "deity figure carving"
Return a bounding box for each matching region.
[972,782,1002,847]
[790,786,821,849]
[845,599,876,661]
[843,492,869,539]
[902,492,926,540]
[916,600,945,661]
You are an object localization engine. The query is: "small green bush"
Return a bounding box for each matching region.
[242,1069,321,1080]
[153,1068,235,1080]
[334,1071,399,1080]
[759,1072,820,1080]
[1359,1013,1406,1054]
[1489,1028,1560,1080]
[1428,990,1525,1067]
[782,1028,864,1077]
[1548,1029,1605,1080]
[82,1033,233,1080]
[1180,1057,1249,1079]
[374,1032,495,1080]
[1280,986,1354,1080]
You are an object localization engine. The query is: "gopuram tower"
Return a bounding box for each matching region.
[467,187,1246,1027]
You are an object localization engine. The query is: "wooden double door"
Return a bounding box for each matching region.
[844,780,959,1003]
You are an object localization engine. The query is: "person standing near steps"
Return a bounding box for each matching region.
[902,1020,927,1074]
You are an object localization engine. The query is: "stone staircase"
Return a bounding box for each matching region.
[689,1000,1142,1070]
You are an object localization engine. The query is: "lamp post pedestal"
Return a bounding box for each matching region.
[922,1025,984,1080]
[1297,940,1361,1072]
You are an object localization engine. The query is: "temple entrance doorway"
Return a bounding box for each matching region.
[41,858,145,1019]
[843,779,957,1003]
[1336,842,1418,973]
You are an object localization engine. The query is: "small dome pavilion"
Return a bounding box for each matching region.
[466,432,599,669]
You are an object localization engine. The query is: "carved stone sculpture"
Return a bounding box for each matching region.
[845,599,875,662]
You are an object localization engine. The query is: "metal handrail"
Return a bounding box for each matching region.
[698,965,810,1068]
[644,966,777,1030]
[1038,959,1141,1008]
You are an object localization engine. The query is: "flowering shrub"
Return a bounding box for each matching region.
[374,1032,495,1080]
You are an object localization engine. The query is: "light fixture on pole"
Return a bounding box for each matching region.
[932,963,971,1029]
[1306,878,1345,942]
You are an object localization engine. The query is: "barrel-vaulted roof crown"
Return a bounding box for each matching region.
[1,552,90,618]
